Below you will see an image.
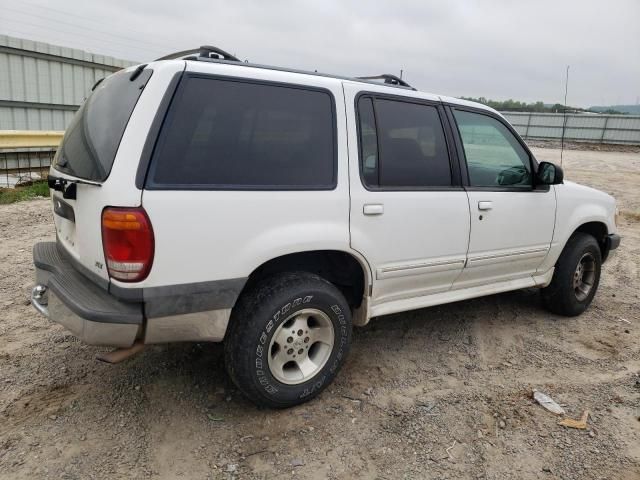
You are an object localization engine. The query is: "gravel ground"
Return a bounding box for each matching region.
[1,146,639,480]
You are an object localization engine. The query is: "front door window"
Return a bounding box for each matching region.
[453,110,532,188]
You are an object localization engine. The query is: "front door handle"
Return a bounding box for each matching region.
[363,204,384,215]
[478,201,493,211]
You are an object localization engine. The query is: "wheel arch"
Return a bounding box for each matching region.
[238,249,373,324]
[573,221,609,260]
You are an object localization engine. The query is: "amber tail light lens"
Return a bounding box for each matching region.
[101,207,154,282]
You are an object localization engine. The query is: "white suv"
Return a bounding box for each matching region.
[32,46,620,408]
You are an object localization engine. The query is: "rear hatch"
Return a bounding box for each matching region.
[50,67,153,283]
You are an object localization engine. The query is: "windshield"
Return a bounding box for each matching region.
[53,68,152,181]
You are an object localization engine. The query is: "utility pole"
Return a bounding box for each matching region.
[560,65,570,166]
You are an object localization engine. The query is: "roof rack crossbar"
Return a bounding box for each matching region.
[356,74,414,89]
[155,45,239,62]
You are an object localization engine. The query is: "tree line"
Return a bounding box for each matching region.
[459,97,625,115]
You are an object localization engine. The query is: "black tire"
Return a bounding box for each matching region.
[224,272,352,408]
[542,232,602,316]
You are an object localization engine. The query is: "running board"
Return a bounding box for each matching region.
[370,268,555,318]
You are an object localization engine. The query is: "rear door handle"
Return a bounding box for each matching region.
[478,201,493,211]
[363,204,384,215]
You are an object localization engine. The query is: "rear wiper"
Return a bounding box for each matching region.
[130,64,148,81]
[48,174,101,200]
[91,78,104,91]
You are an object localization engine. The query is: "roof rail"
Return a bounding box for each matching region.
[356,74,415,90]
[160,53,416,91]
[155,45,239,62]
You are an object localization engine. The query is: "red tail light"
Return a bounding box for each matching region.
[101,207,154,282]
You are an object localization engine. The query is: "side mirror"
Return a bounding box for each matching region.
[536,161,564,185]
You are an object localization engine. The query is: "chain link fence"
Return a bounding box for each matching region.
[2,112,640,189]
[0,149,55,188]
[0,131,61,188]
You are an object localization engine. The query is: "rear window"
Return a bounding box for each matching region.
[53,68,152,182]
[147,75,336,189]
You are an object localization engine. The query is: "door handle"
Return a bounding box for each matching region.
[363,204,384,215]
[478,201,493,211]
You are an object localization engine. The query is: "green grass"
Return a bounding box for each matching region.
[0,180,50,204]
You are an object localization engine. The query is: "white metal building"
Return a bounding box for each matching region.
[0,34,136,131]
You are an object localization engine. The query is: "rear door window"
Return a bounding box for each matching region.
[148,76,336,189]
[358,97,379,186]
[357,96,452,188]
[53,69,152,182]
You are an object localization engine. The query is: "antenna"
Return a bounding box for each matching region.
[356,74,414,89]
[560,65,570,166]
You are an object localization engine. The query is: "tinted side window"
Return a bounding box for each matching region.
[358,97,379,186]
[357,97,451,188]
[149,76,336,189]
[453,110,531,188]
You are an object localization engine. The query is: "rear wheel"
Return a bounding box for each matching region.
[542,233,602,316]
[224,272,352,408]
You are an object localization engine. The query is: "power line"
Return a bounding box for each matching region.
[21,0,150,30]
[0,17,163,58]
[0,26,147,62]
[1,9,168,55]
[6,2,176,51]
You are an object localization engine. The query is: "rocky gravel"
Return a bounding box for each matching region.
[1,146,639,479]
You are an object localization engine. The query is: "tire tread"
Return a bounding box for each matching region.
[224,271,351,408]
[542,232,601,316]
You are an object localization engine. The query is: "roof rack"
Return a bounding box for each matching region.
[356,74,414,89]
[155,45,239,62]
[154,49,416,91]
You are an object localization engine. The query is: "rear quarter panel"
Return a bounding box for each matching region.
[139,63,351,288]
[53,61,186,283]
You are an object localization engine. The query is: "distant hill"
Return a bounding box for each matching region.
[588,104,640,115]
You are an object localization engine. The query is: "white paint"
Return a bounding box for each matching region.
[50,59,618,337]
[52,61,186,283]
[371,268,555,318]
[453,189,556,289]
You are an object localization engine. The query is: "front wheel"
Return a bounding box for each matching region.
[542,232,602,316]
[224,272,352,408]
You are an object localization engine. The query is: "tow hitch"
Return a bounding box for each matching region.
[31,284,49,317]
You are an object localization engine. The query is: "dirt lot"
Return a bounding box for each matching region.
[1,146,639,480]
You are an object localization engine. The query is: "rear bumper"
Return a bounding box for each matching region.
[32,242,143,347]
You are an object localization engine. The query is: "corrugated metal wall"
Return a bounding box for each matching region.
[0,34,136,131]
[502,112,640,145]
[2,32,639,143]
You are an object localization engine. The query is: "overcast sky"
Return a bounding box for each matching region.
[1,0,638,107]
